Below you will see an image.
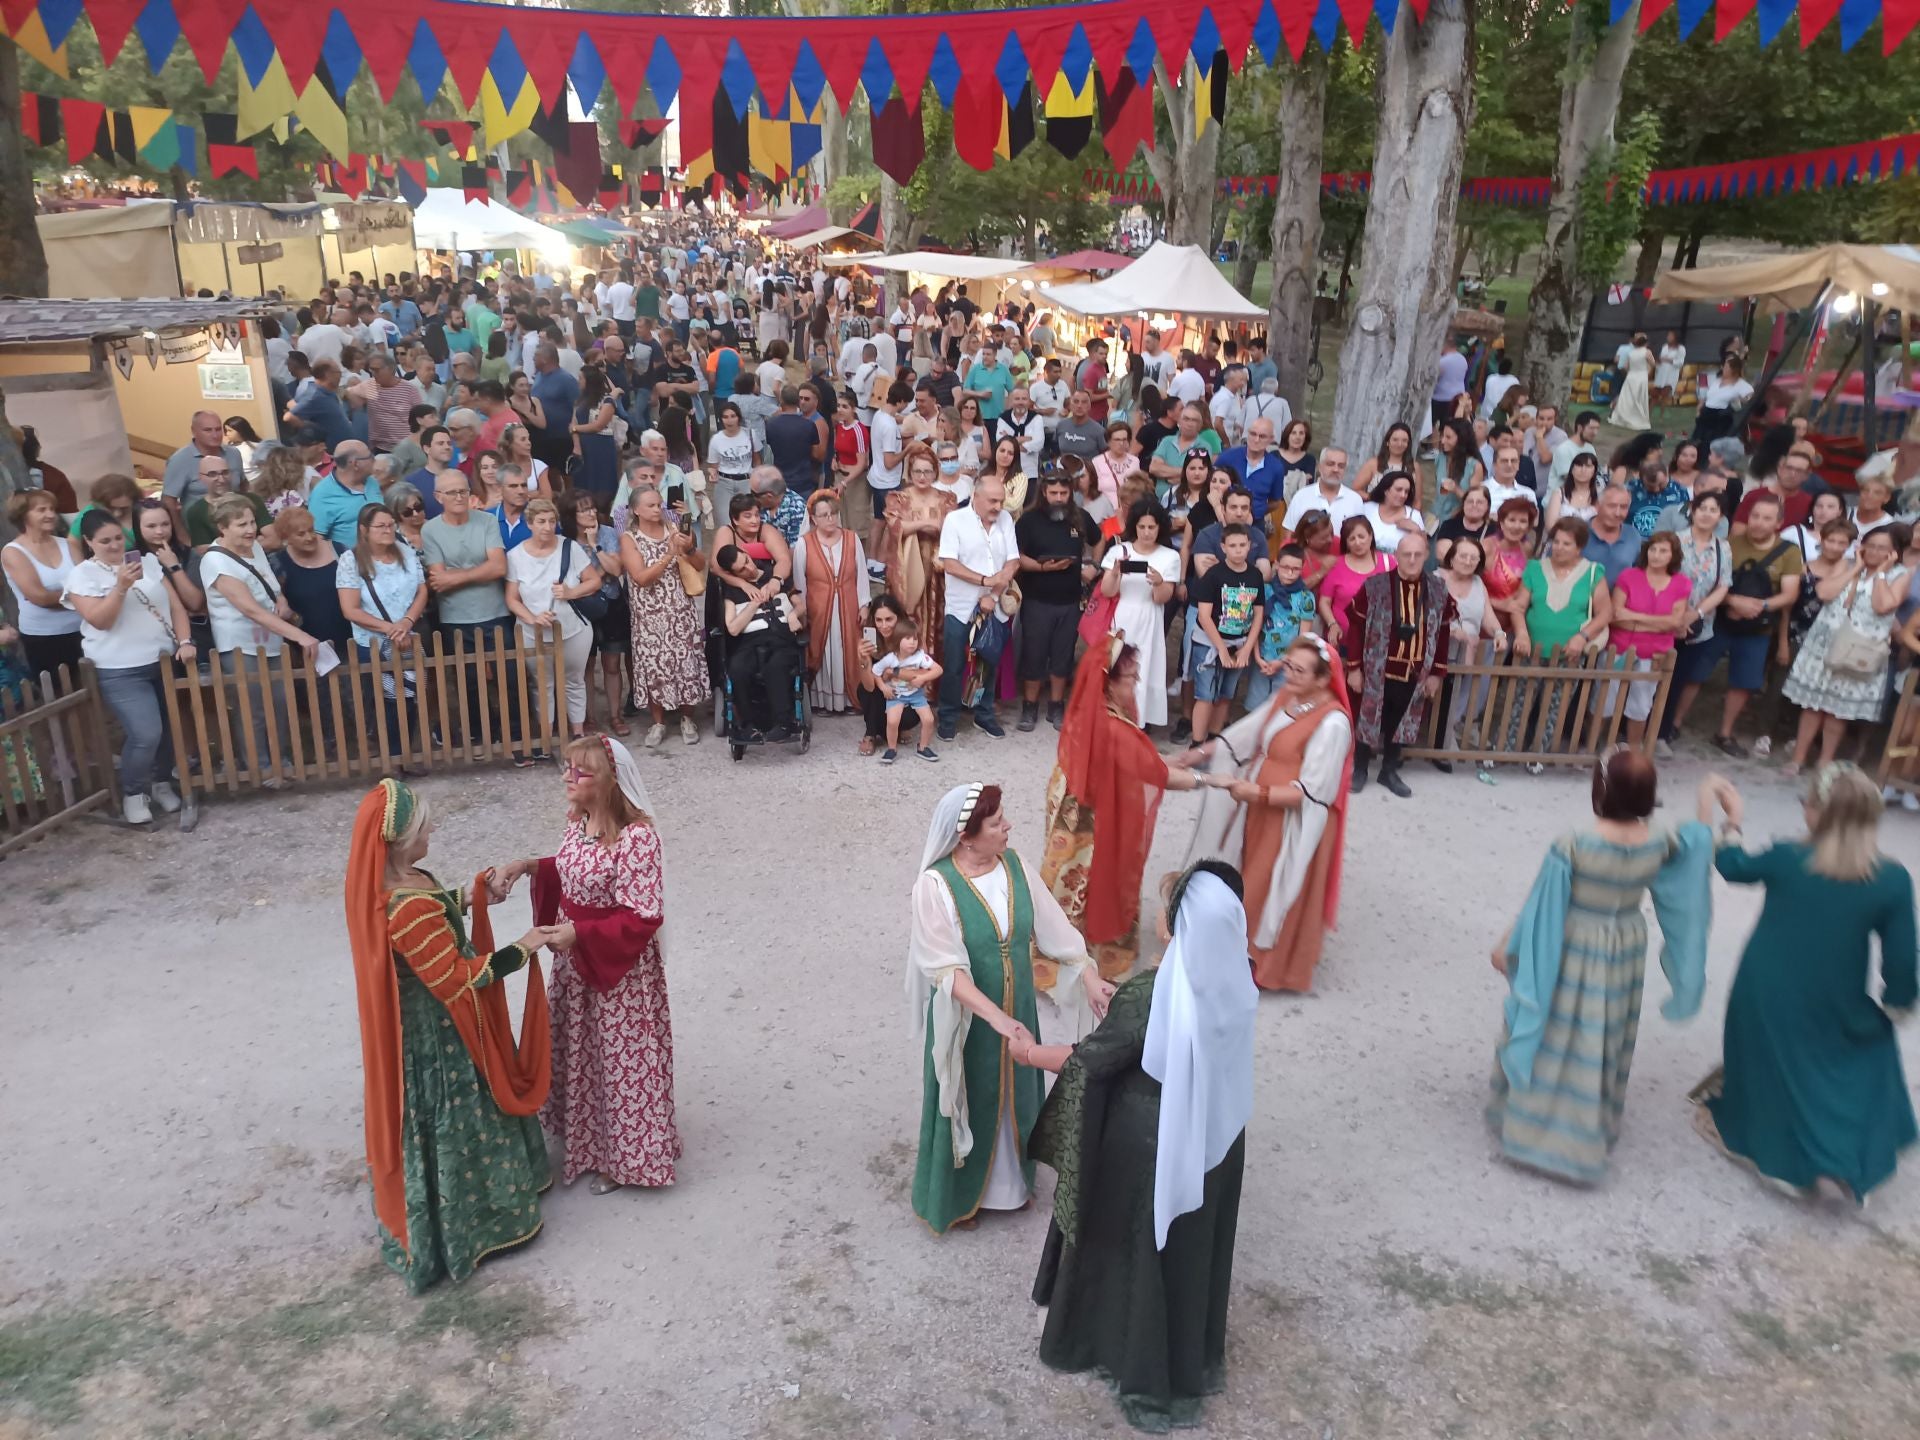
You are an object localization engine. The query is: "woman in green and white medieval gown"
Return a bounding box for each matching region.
[908,782,1112,1235]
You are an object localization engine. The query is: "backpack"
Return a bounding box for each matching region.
[1720,540,1791,636]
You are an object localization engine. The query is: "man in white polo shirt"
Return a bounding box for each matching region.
[935,472,1019,739]
[1278,447,1364,539]
[863,381,909,578]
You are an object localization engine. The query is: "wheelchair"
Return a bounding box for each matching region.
[703,578,813,761]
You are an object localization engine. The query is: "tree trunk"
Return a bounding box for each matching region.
[1141,60,1220,249]
[0,45,47,299]
[1232,230,1263,297]
[1328,0,1475,462]
[0,44,46,551]
[1631,226,1665,287]
[879,173,911,303]
[1516,0,1639,406]
[822,101,851,222]
[1267,56,1325,420]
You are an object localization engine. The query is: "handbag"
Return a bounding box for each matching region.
[1824,575,1885,679]
[1077,544,1123,647]
[561,537,610,620]
[1682,537,1720,644]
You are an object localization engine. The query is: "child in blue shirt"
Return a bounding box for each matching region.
[1246,543,1319,708]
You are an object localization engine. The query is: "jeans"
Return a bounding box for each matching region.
[95,663,171,791]
[221,649,293,779]
[939,614,997,731]
[437,616,523,745]
[860,681,920,741]
[710,472,753,523]
[355,644,421,758]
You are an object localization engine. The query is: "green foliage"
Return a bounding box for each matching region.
[1575,109,1659,286]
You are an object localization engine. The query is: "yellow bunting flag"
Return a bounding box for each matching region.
[293,76,351,161]
[480,72,539,147]
[10,12,70,78]
[237,57,299,140]
[128,106,172,153]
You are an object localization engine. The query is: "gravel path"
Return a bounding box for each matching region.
[5,715,1919,1438]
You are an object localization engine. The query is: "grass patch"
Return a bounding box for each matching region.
[1373,1250,1525,1316]
[0,1263,565,1439]
[1640,1250,1699,1302]
[0,1307,154,1423]
[1890,1351,1920,1380]
[1734,1308,1797,1357]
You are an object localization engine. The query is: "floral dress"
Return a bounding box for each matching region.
[1783,564,1909,721]
[625,525,712,711]
[540,820,681,1187]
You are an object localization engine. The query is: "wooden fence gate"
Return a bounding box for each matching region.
[1401,646,1676,765]
[0,663,118,857]
[158,629,564,795]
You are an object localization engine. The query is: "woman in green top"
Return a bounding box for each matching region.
[1505,516,1614,763]
[1693,768,1917,1202]
[480,330,512,384]
[905,783,1114,1235]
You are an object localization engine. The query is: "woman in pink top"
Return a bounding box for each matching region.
[1317,514,1392,648]
[1610,531,1692,747]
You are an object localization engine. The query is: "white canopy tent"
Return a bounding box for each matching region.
[824,250,1031,281]
[410,189,572,259]
[1039,241,1263,319]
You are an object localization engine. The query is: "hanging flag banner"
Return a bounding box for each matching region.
[1081,128,1920,209]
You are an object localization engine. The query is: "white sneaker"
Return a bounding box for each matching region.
[1655,738,1674,759]
[643,722,666,749]
[1903,792,1920,814]
[679,714,700,746]
[122,793,153,825]
[1753,735,1773,758]
[149,781,182,814]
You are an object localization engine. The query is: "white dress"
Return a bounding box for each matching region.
[1362,501,1427,555]
[905,854,1097,1210]
[1186,696,1353,949]
[1612,344,1654,431]
[1655,343,1686,391]
[1101,541,1184,726]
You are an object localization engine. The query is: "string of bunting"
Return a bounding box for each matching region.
[3,0,1913,186]
[1084,130,1920,208]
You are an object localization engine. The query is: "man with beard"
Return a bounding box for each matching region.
[1014,473,1098,730]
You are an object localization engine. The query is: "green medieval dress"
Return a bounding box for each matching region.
[911,853,1047,1235]
[382,881,552,1294]
[1029,971,1245,1434]
[1699,842,1918,1199]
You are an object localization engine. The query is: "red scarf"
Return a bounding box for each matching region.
[1059,638,1169,945]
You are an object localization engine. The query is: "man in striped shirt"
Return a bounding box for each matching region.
[355,350,424,456]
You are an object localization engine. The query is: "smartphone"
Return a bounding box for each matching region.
[677,512,694,537]
[862,626,879,650]
[1123,559,1151,575]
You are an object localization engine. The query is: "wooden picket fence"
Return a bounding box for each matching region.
[159,629,563,796]
[1402,645,1676,764]
[0,663,118,857]
[1879,668,1920,795]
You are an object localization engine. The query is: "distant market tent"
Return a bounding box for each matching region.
[1652,244,1920,313]
[410,190,572,259]
[1039,242,1263,319]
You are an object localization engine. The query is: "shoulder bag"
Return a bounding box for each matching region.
[1823,572,1886,679]
[1681,537,1721,645]
[561,536,609,620]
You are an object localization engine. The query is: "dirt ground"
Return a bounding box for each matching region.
[5,717,1920,1439]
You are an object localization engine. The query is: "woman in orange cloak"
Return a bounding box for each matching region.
[1039,636,1204,983]
[344,778,559,1293]
[1179,635,1354,992]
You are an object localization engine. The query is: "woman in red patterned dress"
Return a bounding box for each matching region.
[494,735,679,1194]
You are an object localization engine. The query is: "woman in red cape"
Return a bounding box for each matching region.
[1039,636,1204,983]
[1179,635,1355,992]
[343,778,557,1293]
[494,735,677,1194]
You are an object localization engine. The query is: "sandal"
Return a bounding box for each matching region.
[858,736,876,756]
[589,1174,624,1195]
[609,716,633,737]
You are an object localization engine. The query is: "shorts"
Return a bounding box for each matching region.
[886,686,928,710]
[590,591,631,654]
[1189,638,1250,703]
[1676,628,1769,692]
[1244,661,1284,709]
[1017,599,1081,681]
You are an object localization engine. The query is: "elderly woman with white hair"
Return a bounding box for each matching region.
[613,431,703,530]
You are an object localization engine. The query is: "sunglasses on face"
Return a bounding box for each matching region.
[400,504,425,517]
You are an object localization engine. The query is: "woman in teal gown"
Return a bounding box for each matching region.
[1694,766,1918,1201]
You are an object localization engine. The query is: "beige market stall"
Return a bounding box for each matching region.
[35,201,180,298]
[0,298,276,495]
[175,199,417,299]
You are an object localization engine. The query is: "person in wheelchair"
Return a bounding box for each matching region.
[716,543,806,743]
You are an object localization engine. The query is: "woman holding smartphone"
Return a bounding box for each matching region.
[1100,498,1183,730]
